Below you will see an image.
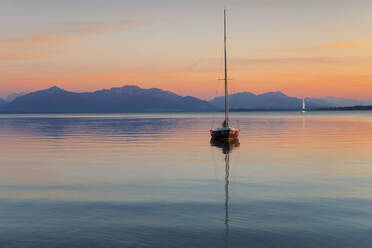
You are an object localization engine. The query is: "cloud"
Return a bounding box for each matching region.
[66,18,181,36]
[2,18,181,46]
[21,36,78,45]
[314,40,371,49]
[229,57,348,65]
[0,50,64,60]
[176,56,370,73]
[184,62,200,71]
[210,56,370,67]
[0,18,182,59]
[276,39,372,53]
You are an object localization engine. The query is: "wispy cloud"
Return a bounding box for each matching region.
[229,57,350,65]
[210,56,370,67]
[184,62,200,71]
[276,39,372,53]
[0,50,65,60]
[314,40,371,49]
[0,18,182,60]
[179,56,370,73]
[2,18,181,46]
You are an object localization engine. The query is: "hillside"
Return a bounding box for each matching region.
[1,85,216,113]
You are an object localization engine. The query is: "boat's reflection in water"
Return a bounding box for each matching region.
[210,138,240,248]
[210,138,240,155]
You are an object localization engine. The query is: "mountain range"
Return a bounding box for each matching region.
[0,86,215,113]
[211,91,313,110]
[211,92,372,110]
[0,85,371,113]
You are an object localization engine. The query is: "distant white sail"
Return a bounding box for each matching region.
[302,98,306,112]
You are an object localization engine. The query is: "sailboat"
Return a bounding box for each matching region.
[302,98,306,113]
[210,9,239,140]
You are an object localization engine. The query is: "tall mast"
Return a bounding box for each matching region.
[224,9,229,127]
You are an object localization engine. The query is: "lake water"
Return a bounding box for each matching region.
[0,112,372,248]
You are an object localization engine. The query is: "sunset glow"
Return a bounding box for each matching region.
[1,0,372,99]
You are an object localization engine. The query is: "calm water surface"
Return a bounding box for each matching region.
[0,112,372,247]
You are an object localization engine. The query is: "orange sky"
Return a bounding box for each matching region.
[1,0,371,100]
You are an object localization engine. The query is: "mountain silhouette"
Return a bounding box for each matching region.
[307,97,372,107]
[1,86,370,113]
[5,92,26,102]
[210,91,325,110]
[1,85,216,113]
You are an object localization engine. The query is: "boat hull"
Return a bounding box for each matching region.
[210,128,239,140]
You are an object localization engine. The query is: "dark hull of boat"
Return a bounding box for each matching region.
[210,129,239,140]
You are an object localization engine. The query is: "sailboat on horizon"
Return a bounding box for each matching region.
[210,9,239,140]
[302,98,306,113]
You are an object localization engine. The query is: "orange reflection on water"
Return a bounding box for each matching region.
[0,112,371,201]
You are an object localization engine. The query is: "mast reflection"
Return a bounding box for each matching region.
[210,138,240,247]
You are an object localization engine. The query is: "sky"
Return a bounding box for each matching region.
[1,0,372,100]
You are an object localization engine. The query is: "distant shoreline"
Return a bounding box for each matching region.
[1,108,371,114]
[231,107,372,112]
